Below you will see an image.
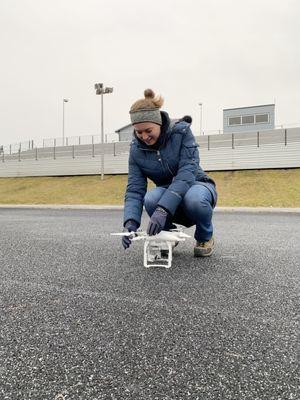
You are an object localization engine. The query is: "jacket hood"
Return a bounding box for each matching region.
[181,115,192,124]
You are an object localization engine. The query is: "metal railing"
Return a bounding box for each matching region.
[3,123,300,156]
[1,134,119,156]
[197,128,300,150]
[1,128,299,163]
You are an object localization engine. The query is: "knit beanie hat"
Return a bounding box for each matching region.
[129,89,164,125]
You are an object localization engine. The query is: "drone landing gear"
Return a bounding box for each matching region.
[144,240,174,268]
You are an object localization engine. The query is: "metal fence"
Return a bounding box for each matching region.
[1,134,119,155]
[1,127,299,177]
[1,128,299,163]
[3,124,300,156]
[1,142,130,162]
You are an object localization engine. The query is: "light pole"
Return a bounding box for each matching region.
[198,102,203,135]
[62,98,69,145]
[94,83,113,180]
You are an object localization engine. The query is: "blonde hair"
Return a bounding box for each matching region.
[130,89,164,112]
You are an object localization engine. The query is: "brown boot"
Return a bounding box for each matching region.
[194,237,214,257]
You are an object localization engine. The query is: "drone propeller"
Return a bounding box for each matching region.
[111,230,190,240]
[110,232,135,237]
[177,232,190,238]
[110,231,146,238]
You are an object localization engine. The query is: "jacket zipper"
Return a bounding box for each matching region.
[158,150,174,176]
[139,147,174,177]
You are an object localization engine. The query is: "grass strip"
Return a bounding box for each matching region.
[0,169,299,207]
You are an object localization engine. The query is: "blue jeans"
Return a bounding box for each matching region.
[144,184,216,242]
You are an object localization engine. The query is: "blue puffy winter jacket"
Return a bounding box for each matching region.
[123,111,217,227]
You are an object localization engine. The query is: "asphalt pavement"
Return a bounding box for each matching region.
[0,208,299,400]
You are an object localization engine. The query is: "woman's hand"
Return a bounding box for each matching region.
[122,220,138,249]
[147,207,168,236]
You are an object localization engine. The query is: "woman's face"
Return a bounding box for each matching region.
[133,122,161,145]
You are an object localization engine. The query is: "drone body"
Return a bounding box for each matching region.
[111,229,191,268]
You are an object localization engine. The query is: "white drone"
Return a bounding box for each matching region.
[111,228,191,268]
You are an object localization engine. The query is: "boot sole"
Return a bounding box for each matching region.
[194,248,214,257]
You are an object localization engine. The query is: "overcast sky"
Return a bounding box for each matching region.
[0,0,299,146]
